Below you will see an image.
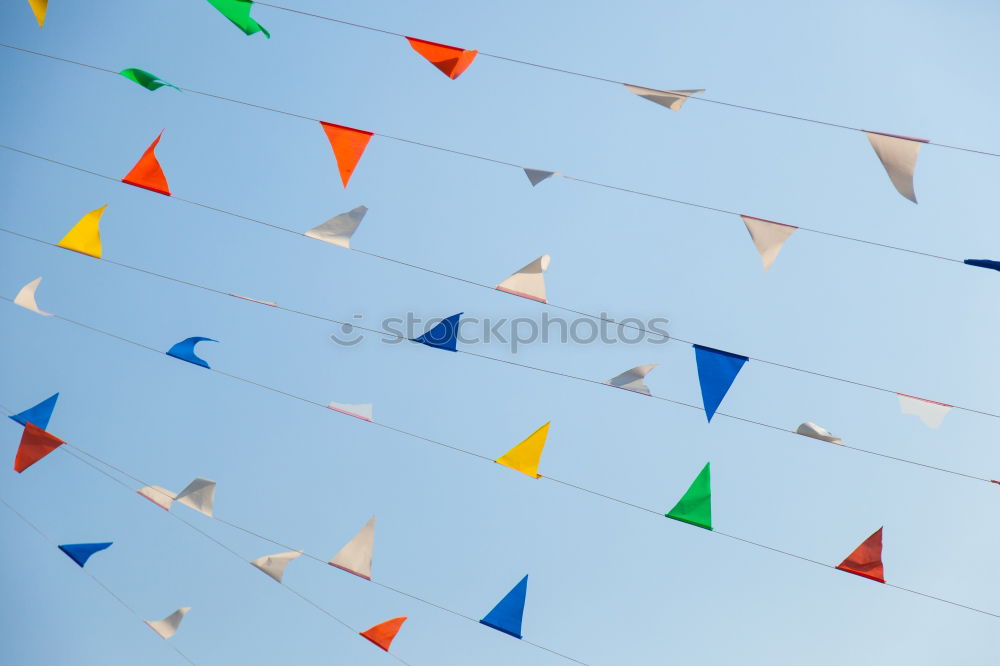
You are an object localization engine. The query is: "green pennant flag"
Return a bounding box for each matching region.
[665,462,712,530]
[119,68,180,92]
[206,0,270,38]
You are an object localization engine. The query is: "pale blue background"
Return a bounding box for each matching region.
[2,0,1000,664]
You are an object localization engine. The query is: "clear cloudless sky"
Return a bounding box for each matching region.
[3,0,1000,664]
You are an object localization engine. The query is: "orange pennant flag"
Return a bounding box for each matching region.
[406,37,478,80]
[836,527,885,583]
[359,616,406,652]
[15,423,65,473]
[319,122,373,187]
[122,132,171,196]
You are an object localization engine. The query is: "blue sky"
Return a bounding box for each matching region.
[3,0,1000,664]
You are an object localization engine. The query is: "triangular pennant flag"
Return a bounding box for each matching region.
[865,131,927,203]
[741,216,797,271]
[166,337,217,369]
[666,462,712,530]
[693,344,748,422]
[965,259,1000,273]
[58,542,112,568]
[795,422,842,445]
[359,617,407,652]
[138,485,175,511]
[405,37,478,79]
[496,255,551,303]
[14,423,65,473]
[319,122,373,187]
[495,422,549,479]
[14,277,52,316]
[9,393,59,431]
[227,293,277,307]
[326,402,373,422]
[119,68,180,92]
[480,575,528,639]
[328,516,375,580]
[410,312,462,352]
[27,0,47,27]
[205,0,269,37]
[174,478,216,517]
[145,607,191,639]
[304,206,367,249]
[624,84,705,111]
[122,132,171,196]
[57,205,107,258]
[836,527,885,583]
[605,364,657,395]
[250,550,302,583]
[897,394,952,429]
[523,168,556,187]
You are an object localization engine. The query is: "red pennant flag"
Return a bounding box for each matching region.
[319,122,373,187]
[122,131,171,196]
[359,616,406,652]
[406,37,478,80]
[14,423,65,473]
[836,527,885,583]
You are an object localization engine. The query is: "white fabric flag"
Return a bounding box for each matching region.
[14,277,52,316]
[174,478,216,517]
[898,394,952,428]
[605,364,658,395]
[795,422,843,445]
[496,255,551,303]
[305,205,368,249]
[741,216,797,271]
[865,131,927,203]
[624,84,705,111]
[327,402,374,422]
[137,485,175,511]
[145,607,190,639]
[251,550,303,583]
[328,515,374,580]
[523,168,557,186]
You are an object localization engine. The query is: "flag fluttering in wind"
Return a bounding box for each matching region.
[496,255,550,303]
[58,542,113,568]
[410,313,462,352]
[166,337,217,369]
[666,463,712,530]
[57,205,107,258]
[605,364,657,395]
[9,393,58,431]
[406,37,478,79]
[480,575,528,639]
[205,0,269,38]
[964,259,1000,273]
[119,68,180,92]
[319,122,373,187]
[14,423,65,473]
[251,550,302,583]
[741,216,797,271]
[496,422,550,479]
[27,0,47,27]
[145,607,191,639]
[360,617,407,652]
[326,402,373,422]
[304,206,368,249]
[693,345,748,422]
[625,84,705,111]
[865,131,927,203]
[174,478,216,517]
[523,168,557,187]
[795,422,842,445]
[138,485,176,511]
[328,516,375,580]
[836,527,885,583]
[14,277,53,316]
[122,132,171,196]
[897,394,952,429]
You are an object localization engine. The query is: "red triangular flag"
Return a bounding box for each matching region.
[836,527,885,583]
[122,131,171,196]
[319,122,373,187]
[406,37,478,79]
[14,423,65,473]
[359,616,406,652]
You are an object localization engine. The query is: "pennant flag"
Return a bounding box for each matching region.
[523,168,556,187]
[205,0,269,37]
[964,259,1000,273]
[359,617,407,652]
[496,255,551,303]
[693,344,748,422]
[251,550,302,583]
[836,527,885,583]
[166,337,217,369]
[58,542,112,568]
[57,205,107,258]
[122,132,171,196]
[319,122,373,187]
[411,312,462,352]
[897,394,952,429]
[305,206,368,249]
[326,402,373,422]
[328,515,375,580]
[741,216,797,271]
[174,478,216,517]
[666,462,712,530]
[14,423,65,473]
[9,393,58,431]
[27,0,47,27]
[495,422,549,479]
[865,131,927,203]
[227,293,277,307]
[138,485,175,511]
[480,575,528,639]
[405,37,478,79]
[624,84,705,111]
[795,422,842,445]
[605,364,657,395]
[145,607,190,639]
[119,68,180,92]
[14,277,52,316]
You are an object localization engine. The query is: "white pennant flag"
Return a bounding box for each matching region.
[865,131,927,203]
[304,205,368,249]
[228,293,277,307]
[251,550,303,583]
[327,402,374,422]
[496,255,551,303]
[741,216,797,271]
[328,515,375,580]
[14,277,53,316]
[145,607,191,639]
[523,168,557,186]
[605,364,658,395]
[898,394,952,428]
[795,422,843,445]
[137,485,175,511]
[174,478,216,517]
[624,84,705,111]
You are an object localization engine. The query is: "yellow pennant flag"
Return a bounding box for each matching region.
[57,205,108,258]
[495,422,550,478]
[28,0,48,27]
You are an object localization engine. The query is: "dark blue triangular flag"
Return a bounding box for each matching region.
[9,393,59,431]
[166,337,217,368]
[693,344,749,422]
[410,313,462,352]
[58,542,113,567]
[965,259,1000,273]
[480,575,528,639]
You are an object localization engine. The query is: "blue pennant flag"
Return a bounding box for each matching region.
[58,542,113,567]
[693,344,749,422]
[9,393,59,431]
[965,259,1000,273]
[411,313,462,352]
[166,337,217,368]
[480,575,528,639]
